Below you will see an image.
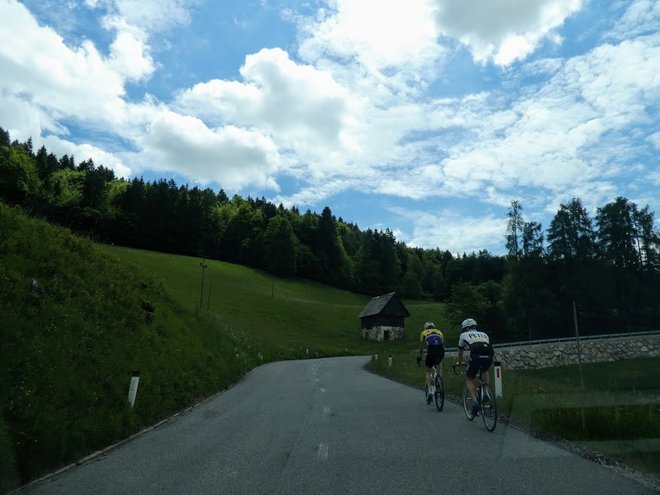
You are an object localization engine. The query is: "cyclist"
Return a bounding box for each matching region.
[416,321,445,404]
[455,318,494,416]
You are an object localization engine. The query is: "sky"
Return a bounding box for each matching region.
[1,0,658,255]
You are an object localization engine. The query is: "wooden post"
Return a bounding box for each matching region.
[573,300,585,391]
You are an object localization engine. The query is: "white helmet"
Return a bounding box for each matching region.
[424,321,435,329]
[461,318,477,330]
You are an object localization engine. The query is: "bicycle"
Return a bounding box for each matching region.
[452,363,497,432]
[418,358,444,411]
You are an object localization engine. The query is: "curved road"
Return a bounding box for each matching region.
[19,356,655,494]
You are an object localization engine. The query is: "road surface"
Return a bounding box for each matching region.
[18,356,656,494]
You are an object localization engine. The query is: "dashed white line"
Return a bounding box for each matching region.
[323,406,331,416]
[318,442,329,461]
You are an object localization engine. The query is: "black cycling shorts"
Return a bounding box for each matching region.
[466,354,493,378]
[425,345,445,368]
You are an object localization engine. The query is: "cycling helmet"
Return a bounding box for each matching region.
[424,321,435,329]
[461,318,477,330]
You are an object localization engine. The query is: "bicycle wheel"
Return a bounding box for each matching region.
[434,375,444,411]
[462,382,474,420]
[480,384,497,432]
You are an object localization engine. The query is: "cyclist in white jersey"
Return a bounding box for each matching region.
[455,318,494,416]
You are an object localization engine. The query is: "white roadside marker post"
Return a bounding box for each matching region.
[493,361,502,398]
[128,371,140,408]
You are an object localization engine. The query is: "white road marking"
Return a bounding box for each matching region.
[318,442,329,461]
[323,406,331,415]
[320,387,326,393]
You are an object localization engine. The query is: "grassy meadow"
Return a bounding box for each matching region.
[100,244,450,356]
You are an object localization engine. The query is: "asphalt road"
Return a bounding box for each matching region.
[18,356,656,494]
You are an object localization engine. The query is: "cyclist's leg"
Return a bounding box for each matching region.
[465,355,480,402]
[436,346,445,379]
[424,348,439,395]
[425,367,433,391]
[480,357,494,387]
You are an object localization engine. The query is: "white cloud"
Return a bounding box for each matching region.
[0,1,127,130]
[176,48,374,177]
[295,0,445,94]
[298,0,440,67]
[394,207,506,253]
[610,0,660,40]
[418,32,660,202]
[178,48,349,140]
[649,131,660,149]
[433,0,583,65]
[137,111,282,190]
[0,95,63,144]
[102,17,155,81]
[110,0,197,33]
[41,134,132,177]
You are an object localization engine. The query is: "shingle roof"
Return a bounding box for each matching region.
[357,292,410,318]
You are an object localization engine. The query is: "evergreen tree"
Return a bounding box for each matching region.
[264,214,297,276]
[547,198,595,260]
[0,127,9,147]
[315,206,350,286]
[505,200,525,258]
[595,197,639,269]
[400,251,424,299]
[634,205,660,272]
[522,221,544,257]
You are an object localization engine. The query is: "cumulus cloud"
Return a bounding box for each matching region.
[102,17,155,81]
[178,49,350,143]
[433,0,583,65]
[137,111,282,190]
[393,207,506,253]
[175,47,437,183]
[297,0,441,69]
[294,0,446,97]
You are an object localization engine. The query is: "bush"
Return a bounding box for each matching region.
[0,415,18,493]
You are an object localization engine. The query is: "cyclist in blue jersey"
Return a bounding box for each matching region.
[416,321,445,404]
[455,318,495,416]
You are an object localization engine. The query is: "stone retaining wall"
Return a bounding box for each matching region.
[445,334,660,370]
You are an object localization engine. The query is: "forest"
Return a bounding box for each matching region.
[1,126,659,342]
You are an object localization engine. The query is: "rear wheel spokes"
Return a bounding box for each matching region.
[481,384,497,432]
[434,375,444,411]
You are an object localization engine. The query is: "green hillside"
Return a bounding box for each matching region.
[101,245,453,355]
[0,203,448,491]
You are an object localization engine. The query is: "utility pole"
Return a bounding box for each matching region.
[199,257,208,309]
[206,274,212,310]
[573,300,585,390]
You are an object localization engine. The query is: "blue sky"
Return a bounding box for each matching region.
[1,0,658,254]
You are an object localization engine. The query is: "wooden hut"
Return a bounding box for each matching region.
[358,292,410,341]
